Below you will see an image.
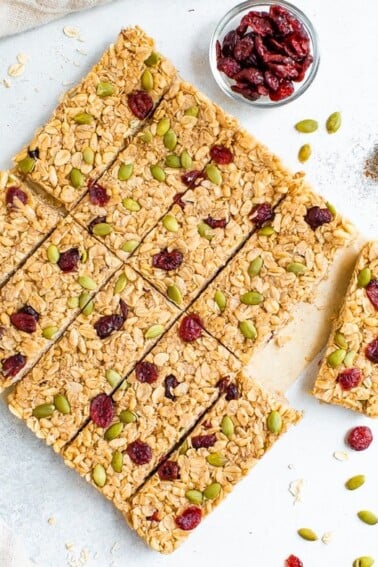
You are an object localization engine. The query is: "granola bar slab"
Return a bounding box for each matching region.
[0,171,60,286]
[127,371,301,553]
[7,265,179,450]
[14,27,176,208]
[0,216,120,390]
[62,315,241,509]
[71,79,237,262]
[313,241,378,417]
[192,184,357,363]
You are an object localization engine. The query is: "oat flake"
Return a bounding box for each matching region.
[333,451,349,461]
[321,531,334,544]
[17,53,29,64]
[8,63,25,77]
[63,26,80,39]
[289,479,304,504]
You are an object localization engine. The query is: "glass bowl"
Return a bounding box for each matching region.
[209,0,320,107]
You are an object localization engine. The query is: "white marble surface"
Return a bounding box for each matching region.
[0,1,377,566]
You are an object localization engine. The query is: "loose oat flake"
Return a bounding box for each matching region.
[17,53,29,64]
[8,63,25,77]
[333,451,349,461]
[63,26,80,39]
[321,531,334,544]
[289,479,305,504]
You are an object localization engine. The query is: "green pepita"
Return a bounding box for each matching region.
[334,331,348,350]
[239,320,257,340]
[144,51,160,66]
[214,290,226,312]
[122,197,141,212]
[357,268,372,288]
[165,154,181,168]
[150,164,166,182]
[326,201,337,216]
[97,81,115,97]
[70,168,84,188]
[180,150,192,169]
[118,163,133,181]
[47,244,60,264]
[111,451,123,473]
[18,156,35,174]
[258,226,275,236]
[162,213,180,232]
[179,439,188,455]
[344,350,356,367]
[67,296,79,309]
[198,221,214,240]
[42,326,58,340]
[206,453,227,467]
[298,143,312,163]
[121,240,139,253]
[221,415,234,438]
[32,403,55,419]
[78,275,97,290]
[185,490,203,505]
[74,112,93,125]
[326,111,342,134]
[156,117,170,136]
[92,464,107,487]
[297,528,318,541]
[82,299,94,316]
[78,291,91,310]
[203,482,221,500]
[105,368,122,388]
[114,273,128,294]
[295,119,318,133]
[240,291,264,305]
[205,164,222,185]
[184,106,199,117]
[167,284,183,305]
[353,557,375,567]
[119,409,137,424]
[248,256,263,277]
[327,348,347,368]
[92,222,112,236]
[345,474,365,491]
[82,147,95,165]
[81,250,88,263]
[267,410,282,434]
[141,69,154,91]
[145,324,164,339]
[163,129,177,151]
[104,422,124,441]
[53,394,71,415]
[140,130,153,143]
[357,510,378,526]
[286,262,307,275]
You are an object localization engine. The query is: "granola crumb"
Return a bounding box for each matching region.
[2,79,11,88]
[275,334,292,347]
[76,48,88,56]
[8,63,25,77]
[47,516,56,526]
[333,451,349,461]
[17,53,29,64]
[63,26,80,39]
[288,463,295,470]
[321,531,334,544]
[65,543,74,551]
[289,479,305,504]
[111,542,120,554]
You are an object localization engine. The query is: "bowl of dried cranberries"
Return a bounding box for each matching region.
[210,0,319,106]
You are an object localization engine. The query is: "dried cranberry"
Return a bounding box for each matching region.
[346,426,373,451]
[221,30,238,57]
[88,182,110,206]
[240,11,274,37]
[366,337,378,363]
[172,193,186,210]
[267,62,298,80]
[126,440,152,465]
[119,299,128,320]
[210,145,234,165]
[175,506,202,531]
[135,361,158,384]
[181,170,205,188]
[10,312,37,333]
[146,510,160,522]
[90,393,114,428]
[216,39,222,60]
[28,147,40,159]
[337,368,362,390]
[285,555,303,567]
[1,353,27,378]
[94,314,124,338]
[304,206,333,230]
[178,314,203,342]
[268,80,295,101]
[152,249,183,271]
[231,84,259,101]
[264,70,280,91]
[203,216,228,229]
[235,67,265,86]
[217,377,240,400]
[249,203,274,227]
[57,247,80,272]
[18,305,39,321]
[127,90,153,119]
[87,215,106,234]
[270,5,296,36]
[286,32,310,60]
[191,433,216,449]
[202,420,212,429]
[234,36,255,62]
[6,187,28,208]
[217,56,241,79]
[366,280,378,310]
[158,460,180,481]
[164,374,179,400]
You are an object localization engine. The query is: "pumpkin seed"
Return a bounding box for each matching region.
[106,368,122,388]
[185,490,203,505]
[221,415,234,438]
[267,410,282,434]
[180,150,192,169]
[286,262,307,275]
[111,451,123,473]
[144,51,160,66]
[344,350,356,367]
[179,439,188,455]
[150,164,166,182]
[92,464,106,487]
[258,226,275,236]
[47,244,60,264]
[345,474,365,491]
[70,168,84,188]
[198,221,214,240]
[82,300,94,316]
[326,111,342,134]
[184,106,199,117]
[205,163,222,185]
[78,291,91,310]
[240,291,264,305]
[297,528,318,541]
[167,284,182,305]
[81,250,88,263]
[104,422,124,441]
[334,331,348,350]
[141,69,154,91]
[162,214,179,232]
[156,117,170,136]
[122,197,141,212]
[214,290,226,311]
[97,81,115,97]
[67,296,79,309]
[145,324,164,339]
[357,268,371,288]
[78,275,97,290]
[353,557,375,567]
[32,403,55,419]
[121,240,139,253]
[18,156,35,173]
[206,453,227,467]
[42,326,58,340]
[74,112,93,125]
[248,256,263,277]
[298,143,312,163]
[82,147,94,164]
[295,119,318,133]
[326,201,337,216]
[140,130,153,143]
[119,409,137,423]
[163,129,177,151]
[165,154,181,168]
[203,482,221,500]
[357,511,378,526]
[118,163,133,181]
[53,394,71,415]
[239,320,257,340]
[114,273,128,294]
[327,348,347,368]
[92,222,112,236]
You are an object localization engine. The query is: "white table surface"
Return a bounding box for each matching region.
[0,1,377,566]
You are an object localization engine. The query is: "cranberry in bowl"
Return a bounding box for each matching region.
[209,0,319,107]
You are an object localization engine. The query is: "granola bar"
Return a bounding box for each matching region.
[7,265,179,450]
[62,315,241,510]
[71,79,237,261]
[14,27,176,208]
[0,216,120,390]
[192,184,357,363]
[313,241,378,417]
[127,371,301,553]
[0,171,60,286]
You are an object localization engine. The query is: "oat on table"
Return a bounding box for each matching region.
[72,79,237,262]
[14,27,176,209]
[63,313,241,510]
[0,216,120,390]
[0,171,60,287]
[7,265,179,450]
[192,184,357,363]
[313,241,378,417]
[127,370,301,553]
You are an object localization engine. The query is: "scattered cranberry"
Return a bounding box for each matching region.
[346,426,373,451]
[217,56,242,79]
[337,368,362,390]
[90,393,114,428]
[210,145,234,165]
[158,460,180,481]
[126,440,152,465]
[88,182,110,206]
[175,507,202,531]
[304,206,333,230]
[173,192,187,209]
[6,187,28,208]
[285,555,303,567]
[94,313,124,338]
[146,510,160,522]
[217,377,240,400]
[164,374,179,400]
[10,312,37,333]
[135,361,158,384]
[181,170,205,188]
[366,280,378,310]
[204,216,228,229]
[202,420,212,429]
[119,299,128,320]
[127,90,153,119]
[18,305,39,321]
[191,433,216,449]
[178,314,203,342]
[2,353,27,378]
[152,249,183,271]
[87,215,106,234]
[28,147,40,159]
[366,337,378,363]
[57,247,80,272]
[249,203,274,227]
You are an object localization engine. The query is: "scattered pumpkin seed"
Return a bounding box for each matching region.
[114,273,128,294]
[82,300,94,316]
[150,164,166,182]
[180,150,192,169]
[118,163,133,181]
[92,464,106,487]
[248,256,263,277]
[203,482,221,500]
[105,368,122,388]
[47,244,60,264]
[165,154,181,168]
[184,106,199,117]
[74,112,93,125]
[164,129,177,151]
[353,557,375,567]
[92,222,112,236]
[258,226,275,236]
[81,250,88,263]
[334,331,348,350]
[167,284,182,305]
[357,511,378,526]
[286,262,307,275]
[78,275,97,290]
[198,221,214,240]
[298,143,312,163]
[214,290,226,311]
[267,410,282,434]
[119,409,137,423]
[221,415,234,438]
[205,163,222,185]
[111,450,123,473]
[144,51,160,66]
[67,296,79,309]
[145,324,164,339]
[156,117,170,136]
[326,111,342,134]
[97,81,115,97]
[326,201,337,216]
[82,147,95,165]
[18,156,35,174]
[327,348,347,368]
[104,422,124,441]
[162,213,180,232]
[121,240,139,253]
[42,326,58,340]
[32,403,55,419]
[357,268,372,288]
[141,69,154,91]
[78,291,91,310]
[140,130,153,143]
[185,490,203,505]
[344,350,356,367]
[345,474,365,491]
[70,168,84,188]
[295,119,318,133]
[122,197,141,212]
[240,291,264,305]
[179,439,188,455]
[206,453,227,467]
[297,528,318,541]
[53,394,71,415]
[239,320,257,340]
